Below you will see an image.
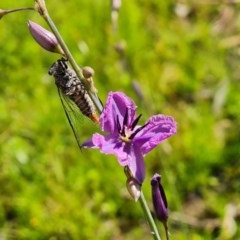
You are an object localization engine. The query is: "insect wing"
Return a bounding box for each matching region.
[57,88,98,149]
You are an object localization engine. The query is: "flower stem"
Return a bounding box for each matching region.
[34,0,103,114]
[0,7,35,19]
[139,191,162,240]
[4,7,35,13]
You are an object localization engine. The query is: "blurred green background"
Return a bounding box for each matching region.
[0,0,240,239]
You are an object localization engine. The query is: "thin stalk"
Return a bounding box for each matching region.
[0,7,35,18]
[35,0,103,114]
[139,191,161,240]
[3,7,35,13]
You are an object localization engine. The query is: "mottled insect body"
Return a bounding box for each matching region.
[48,58,99,123]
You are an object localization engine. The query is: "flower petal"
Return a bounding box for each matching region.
[93,134,124,157]
[128,146,146,184]
[100,92,136,133]
[135,115,177,155]
[82,132,145,183]
[82,133,129,166]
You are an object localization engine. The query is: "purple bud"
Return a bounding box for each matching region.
[151,173,168,223]
[27,20,64,55]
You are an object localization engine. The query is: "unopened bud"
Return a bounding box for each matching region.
[151,173,168,222]
[82,66,97,93]
[126,177,141,202]
[151,173,170,239]
[82,66,95,79]
[28,20,65,55]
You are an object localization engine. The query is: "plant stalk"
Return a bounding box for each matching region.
[35,0,103,114]
[0,7,35,19]
[139,191,161,240]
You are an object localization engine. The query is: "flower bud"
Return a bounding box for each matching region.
[82,66,95,79]
[27,20,65,55]
[151,173,168,222]
[82,66,98,93]
[151,173,170,239]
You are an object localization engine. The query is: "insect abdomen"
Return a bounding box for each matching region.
[68,86,99,123]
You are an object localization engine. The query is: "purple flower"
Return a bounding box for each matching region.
[151,173,168,222]
[28,20,65,55]
[82,92,177,184]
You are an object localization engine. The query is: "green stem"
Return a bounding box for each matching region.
[0,7,35,18]
[139,191,161,240]
[35,1,103,114]
[5,7,35,13]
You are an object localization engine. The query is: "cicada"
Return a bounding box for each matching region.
[48,58,100,148]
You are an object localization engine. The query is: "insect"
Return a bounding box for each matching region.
[48,58,100,148]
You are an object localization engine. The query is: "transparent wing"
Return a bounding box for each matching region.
[57,88,99,149]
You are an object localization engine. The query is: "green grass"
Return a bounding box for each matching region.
[0,0,240,239]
